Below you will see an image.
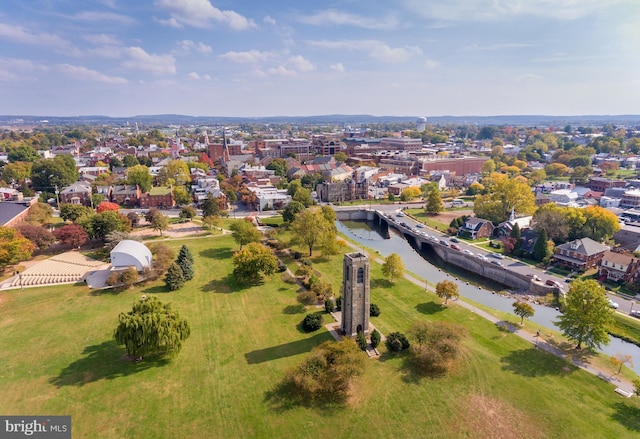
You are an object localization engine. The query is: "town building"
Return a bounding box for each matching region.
[599,251,639,283]
[139,187,174,209]
[553,238,609,270]
[59,181,92,206]
[458,217,495,239]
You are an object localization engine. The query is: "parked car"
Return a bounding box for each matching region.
[416,223,424,228]
[396,212,405,217]
[429,236,438,243]
[608,299,620,309]
[491,253,504,259]
[477,253,488,261]
[439,240,450,247]
[631,310,640,319]
[490,260,503,267]
[450,237,459,243]
[450,244,461,251]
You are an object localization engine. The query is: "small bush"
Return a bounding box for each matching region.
[106,272,120,286]
[302,313,323,332]
[336,296,342,311]
[370,329,381,349]
[356,331,367,351]
[293,251,303,259]
[324,298,334,313]
[386,332,410,352]
[302,259,313,266]
[370,303,381,317]
[297,291,317,306]
[281,272,296,284]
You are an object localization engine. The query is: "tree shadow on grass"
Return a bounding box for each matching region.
[283,304,306,315]
[611,402,640,432]
[263,380,345,414]
[199,247,234,260]
[416,301,445,315]
[495,320,518,333]
[545,338,598,364]
[245,331,331,364]
[49,340,169,387]
[201,276,234,293]
[500,348,575,377]
[141,284,171,294]
[370,278,393,289]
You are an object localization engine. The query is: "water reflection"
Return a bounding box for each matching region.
[338,219,640,375]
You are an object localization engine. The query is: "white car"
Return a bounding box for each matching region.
[608,299,620,309]
[396,212,405,217]
[463,249,474,256]
[477,253,488,261]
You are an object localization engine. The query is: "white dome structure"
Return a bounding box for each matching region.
[110,240,152,271]
[416,116,427,132]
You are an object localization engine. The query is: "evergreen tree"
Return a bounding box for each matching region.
[176,245,195,280]
[510,222,521,240]
[533,228,549,262]
[370,329,381,349]
[164,262,185,291]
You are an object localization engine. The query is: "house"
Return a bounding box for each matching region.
[458,217,494,239]
[599,251,639,283]
[111,185,141,206]
[553,238,609,270]
[518,230,539,255]
[139,187,174,209]
[245,184,291,212]
[110,240,152,272]
[59,181,92,206]
[496,216,532,238]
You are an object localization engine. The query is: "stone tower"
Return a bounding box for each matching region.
[341,252,370,337]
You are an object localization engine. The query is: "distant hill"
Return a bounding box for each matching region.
[1,113,639,127]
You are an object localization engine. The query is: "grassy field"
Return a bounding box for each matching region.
[1,234,640,438]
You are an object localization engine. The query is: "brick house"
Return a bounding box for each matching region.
[139,187,174,209]
[599,251,639,283]
[553,238,609,270]
[59,181,92,206]
[111,185,142,206]
[458,217,495,240]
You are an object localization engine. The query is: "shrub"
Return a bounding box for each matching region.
[324,298,334,313]
[302,313,323,332]
[293,251,303,260]
[370,329,381,349]
[106,267,138,288]
[311,281,332,302]
[297,291,317,306]
[386,332,410,352]
[280,272,296,284]
[356,331,367,351]
[336,296,342,311]
[370,303,381,317]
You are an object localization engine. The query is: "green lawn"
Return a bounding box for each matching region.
[1,235,640,438]
[405,209,450,231]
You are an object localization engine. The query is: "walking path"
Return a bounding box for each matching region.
[348,242,637,395]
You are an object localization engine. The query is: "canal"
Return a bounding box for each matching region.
[338,219,640,375]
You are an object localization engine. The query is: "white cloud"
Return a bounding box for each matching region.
[288,55,315,72]
[154,0,256,30]
[188,72,211,80]
[263,16,276,26]
[58,64,128,84]
[307,40,422,62]
[0,22,72,50]
[154,16,182,28]
[219,49,274,63]
[178,40,212,53]
[68,11,135,25]
[516,73,543,82]
[330,63,345,72]
[424,59,439,69]
[84,33,121,46]
[266,66,297,76]
[404,0,631,22]
[122,47,176,75]
[0,57,48,81]
[300,9,399,30]
[463,42,534,51]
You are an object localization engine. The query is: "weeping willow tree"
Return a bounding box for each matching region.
[114,296,190,359]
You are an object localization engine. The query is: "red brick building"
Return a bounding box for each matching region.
[139,187,175,209]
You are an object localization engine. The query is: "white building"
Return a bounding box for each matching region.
[110,240,152,272]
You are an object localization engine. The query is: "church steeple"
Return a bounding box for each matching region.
[222,129,230,162]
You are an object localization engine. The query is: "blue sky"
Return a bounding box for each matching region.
[0,0,639,117]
